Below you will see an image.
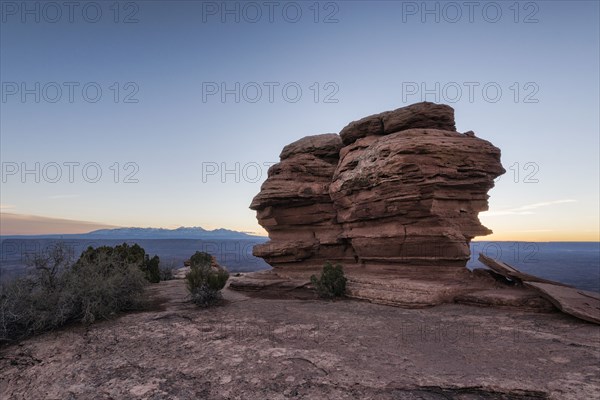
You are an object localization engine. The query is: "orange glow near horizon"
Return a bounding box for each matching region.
[475,231,600,242]
[1,212,598,242]
[0,213,117,236]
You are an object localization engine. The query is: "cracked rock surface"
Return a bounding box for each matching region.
[1,280,598,400]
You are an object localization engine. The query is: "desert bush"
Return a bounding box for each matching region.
[0,243,76,341]
[310,262,347,298]
[0,242,150,344]
[159,266,174,281]
[70,248,148,323]
[25,240,74,289]
[189,251,213,268]
[187,284,223,308]
[185,251,229,307]
[76,243,161,283]
[0,275,70,342]
[144,255,161,283]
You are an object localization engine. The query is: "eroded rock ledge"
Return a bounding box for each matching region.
[232,102,524,307]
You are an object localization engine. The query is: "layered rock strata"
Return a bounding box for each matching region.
[233,102,511,307]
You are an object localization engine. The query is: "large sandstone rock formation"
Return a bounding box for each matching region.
[234,102,509,306]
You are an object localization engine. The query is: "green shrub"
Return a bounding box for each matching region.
[189,251,213,268]
[0,242,150,344]
[70,248,148,323]
[310,262,347,298]
[185,251,229,307]
[76,243,161,283]
[144,255,161,283]
[187,284,222,308]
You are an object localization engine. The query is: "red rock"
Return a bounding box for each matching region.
[243,103,506,307]
[330,128,504,267]
[250,134,350,267]
[339,102,456,145]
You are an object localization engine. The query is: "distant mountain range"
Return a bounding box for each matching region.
[1,227,266,240]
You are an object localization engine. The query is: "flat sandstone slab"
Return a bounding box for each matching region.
[526,282,600,324]
[478,254,570,286]
[479,254,600,324]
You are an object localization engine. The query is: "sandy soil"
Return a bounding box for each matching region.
[1,279,599,400]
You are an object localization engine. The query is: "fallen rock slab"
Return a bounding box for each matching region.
[479,254,600,324]
[526,282,600,324]
[478,254,570,286]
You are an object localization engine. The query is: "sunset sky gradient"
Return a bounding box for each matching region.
[1,1,598,241]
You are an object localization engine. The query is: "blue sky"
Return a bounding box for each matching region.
[1,0,598,240]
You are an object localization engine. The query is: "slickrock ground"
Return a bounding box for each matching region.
[1,279,599,400]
